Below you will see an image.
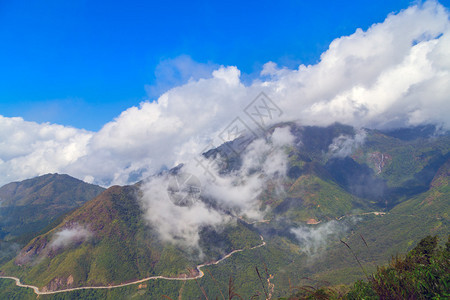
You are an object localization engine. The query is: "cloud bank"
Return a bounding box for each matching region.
[0,1,449,187]
[140,129,293,252]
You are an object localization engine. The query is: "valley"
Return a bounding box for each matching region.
[0,233,266,295]
[0,123,448,299]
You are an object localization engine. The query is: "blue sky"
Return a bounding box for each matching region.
[0,0,448,131]
[0,0,449,186]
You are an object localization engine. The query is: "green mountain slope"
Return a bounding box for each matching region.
[268,170,370,222]
[297,157,450,286]
[0,184,261,292]
[353,129,450,207]
[0,174,104,264]
[191,156,449,298]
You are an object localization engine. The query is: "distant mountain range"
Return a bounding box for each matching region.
[0,123,448,299]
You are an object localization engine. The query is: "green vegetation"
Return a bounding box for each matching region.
[274,173,367,221]
[354,130,450,206]
[0,185,262,292]
[348,235,449,299]
[286,235,450,299]
[286,158,449,287]
[0,278,35,299]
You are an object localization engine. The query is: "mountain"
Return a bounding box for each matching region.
[0,123,448,299]
[295,156,450,286]
[0,174,105,264]
[0,184,261,292]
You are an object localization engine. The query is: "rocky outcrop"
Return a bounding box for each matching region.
[369,152,391,174]
[14,236,48,266]
[41,274,74,292]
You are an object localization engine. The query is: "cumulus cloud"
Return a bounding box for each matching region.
[0,116,92,186]
[0,1,449,187]
[139,131,293,252]
[49,225,92,250]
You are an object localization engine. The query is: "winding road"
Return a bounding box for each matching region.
[0,235,266,295]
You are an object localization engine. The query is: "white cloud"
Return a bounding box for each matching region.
[271,126,295,147]
[139,132,293,252]
[328,129,367,158]
[140,174,229,256]
[49,225,92,250]
[290,221,348,256]
[0,116,92,186]
[0,1,449,187]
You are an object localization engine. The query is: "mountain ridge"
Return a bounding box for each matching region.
[0,173,105,266]
[0,123,448,298]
